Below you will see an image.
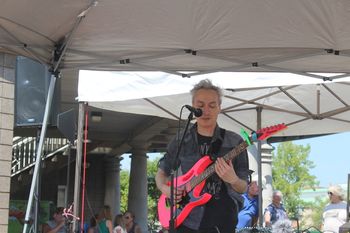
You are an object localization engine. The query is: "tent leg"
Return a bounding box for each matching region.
[65,145,72,207]
[257,107,263,226]
[33,130,41,233]
[72,102,85,233]
[22,73,57,233]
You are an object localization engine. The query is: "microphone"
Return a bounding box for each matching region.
[184,105,203,117]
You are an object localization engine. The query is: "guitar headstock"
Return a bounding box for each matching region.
[241,123,287,145]
[255,123,287,141]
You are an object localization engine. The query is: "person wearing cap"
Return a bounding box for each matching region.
[236,173,266,230]
[264,190,288,227]
[322,185,347,233]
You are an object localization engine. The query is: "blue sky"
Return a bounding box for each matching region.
[281,131,350,187]
[121,132,350,187]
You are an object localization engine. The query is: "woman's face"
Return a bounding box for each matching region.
[248,181,260,196]
[328,191,341,203]
[123,212,133,224]
[53,211,64,223]
[193,89,221,130]
[272,193,282,205]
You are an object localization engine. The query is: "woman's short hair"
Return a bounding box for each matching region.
[190,79,223,104]
[273,190,283,198]
[251,174,266,189]
[124,210,135,219]
[328,184,345,200]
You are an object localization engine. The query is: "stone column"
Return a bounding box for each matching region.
[128,146,148,233]
[247,141,274,225]
[0,53,15,233]
[247,144,258,173]
[261,142,274,210]
[104,155,123,216]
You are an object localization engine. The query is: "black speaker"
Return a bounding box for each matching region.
[15,56,60,127]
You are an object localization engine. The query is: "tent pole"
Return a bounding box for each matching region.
[72,102,85,232]
[65,145,71,208]
[33,130,41,233]
[256,107,263,226]
[22,73,57,233]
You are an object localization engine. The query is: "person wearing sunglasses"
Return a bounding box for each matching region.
[322,185,347,233]
[123,211,141,233]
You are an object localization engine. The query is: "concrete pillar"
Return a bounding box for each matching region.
[247,144,258,173]
[246,141,274,225]
[0,53,15,233]
[261,142,274,210]
[128,147,148,233]
[104,155,123,216]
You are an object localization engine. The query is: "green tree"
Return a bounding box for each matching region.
[120,170,130,213]
[119,156,162,230]
[272,141,319,219]
[302,197,328,229]
[147,157,162,230]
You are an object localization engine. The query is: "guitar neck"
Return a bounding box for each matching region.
[188,140,250,190]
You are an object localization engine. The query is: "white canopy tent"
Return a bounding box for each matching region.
[78,70,350,228]
[3,1,350,231]
[79,70,350,138]
[2,0,350,79]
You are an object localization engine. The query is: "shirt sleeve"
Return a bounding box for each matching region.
[264,205,273,215]
[222,130,250,182]
[234,144,250,182]
[158,136,179,176]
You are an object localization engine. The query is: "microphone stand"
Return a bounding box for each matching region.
[169,112,194,233]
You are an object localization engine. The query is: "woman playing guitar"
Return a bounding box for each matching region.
[155,79,250,233]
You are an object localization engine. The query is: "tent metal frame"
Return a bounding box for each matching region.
[21,3,95,232]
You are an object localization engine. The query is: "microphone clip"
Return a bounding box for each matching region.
[184,105,202,117]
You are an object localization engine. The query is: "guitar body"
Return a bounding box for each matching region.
[158,155,213,229]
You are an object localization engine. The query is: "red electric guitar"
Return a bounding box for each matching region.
[157,124,287,229]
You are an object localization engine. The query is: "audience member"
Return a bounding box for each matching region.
[264,190,288,227]
[237,174,266,229]
[98,205,113,233]
[322,185,347,233]
[123,211,141,233]
[42,207,66,233]
[87,214,100,233]
[113,213,127,233]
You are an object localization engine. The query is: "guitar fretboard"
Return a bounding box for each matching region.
[187,140,249,191]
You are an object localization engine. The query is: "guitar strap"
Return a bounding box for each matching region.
[177,128,226,175]
[209,128,226,160]
[212,128,245,212]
